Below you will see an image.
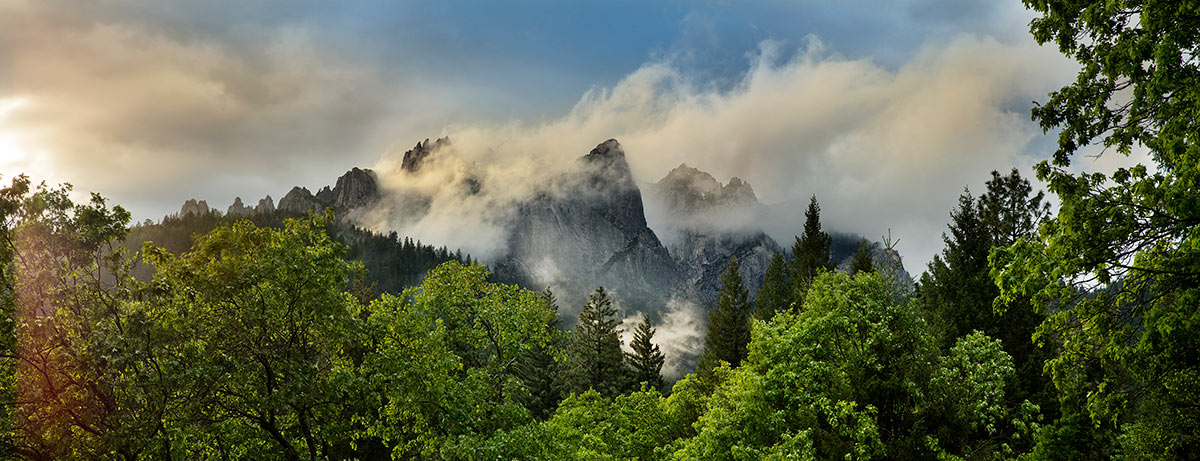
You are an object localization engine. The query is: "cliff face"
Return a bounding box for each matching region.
[497,140,683,313]
[645,163,781,305]
[401,137,450,174]
[180,199,211,217]
[275,168,380,218]
[333,167,380,211]
[277,186,324,213]
[227,197,252,216]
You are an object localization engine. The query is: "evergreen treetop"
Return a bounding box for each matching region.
[697,257,752,380]
[625,313,665,392]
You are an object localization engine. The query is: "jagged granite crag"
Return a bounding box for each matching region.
[227,197,252,216]
[255,195,275,213]
[180,199,211,217]
[401,137,450,174]
[496,140,683,314]
[646,163,782,306]
[277,168,381,218]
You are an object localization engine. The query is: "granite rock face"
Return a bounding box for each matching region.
[256,195,275,213]
[180,199,211,217]
[274,167,380,218]
[401,137,450,174]
[333,167,380,211]
[646,163,781,306]
[497,139,684,314]
[227,197,252,216]
[278,187,325,213]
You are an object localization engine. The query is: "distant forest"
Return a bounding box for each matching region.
[124,209,470,296]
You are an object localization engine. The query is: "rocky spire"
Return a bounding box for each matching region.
[256,195,275,213]
[278,187,323,213]
[333,167,380,211]
[401,136,450,173]
[180,199,210,217]
[227,197,251,216]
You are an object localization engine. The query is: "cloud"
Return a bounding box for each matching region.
[0,1,454,216]
[362,34,1077,273]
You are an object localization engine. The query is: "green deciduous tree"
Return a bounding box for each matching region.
[9,184,143,459]
[562,287,630,399]
[697,258,752,380]
[625,314,665,392]
[142,217,366,459]
[991,1,1200,457]
[678,272,1033,459]
[361,261,555,458]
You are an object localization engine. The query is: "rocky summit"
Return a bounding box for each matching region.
[496,139,683,315]
[276,168,381,218]
[401,137,450,174]
[646,163,781,305]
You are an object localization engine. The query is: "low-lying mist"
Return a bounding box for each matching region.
[356,36,1073,275]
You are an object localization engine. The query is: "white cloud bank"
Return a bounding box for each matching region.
[367,35,1079,272]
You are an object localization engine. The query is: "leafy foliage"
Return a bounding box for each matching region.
[992,0,1200,457]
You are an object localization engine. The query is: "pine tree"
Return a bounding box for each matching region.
[790,195,833,301]
[754,251,791,320]
[920,190,994,349]
[518,287,565,419]
[850,239,874,275]
[562,286,631,398]
[697,258,753,379]
[625,313,665,392]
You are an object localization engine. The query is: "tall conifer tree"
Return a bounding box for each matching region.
[697,258,752,379]
[790,195,833,301]
[625,313,665,392]
[518,287,566,419]
[754,251,791,320]
[850,239,875,275]
[562,287,630,398]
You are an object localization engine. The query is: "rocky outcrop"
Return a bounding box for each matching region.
[180,199,211,217]
[256,195,275,213]
[497,139,683,314]
[401,137,449,173]
[652,163,759,216]
[670,230,782,308]
[333,167,380,211]
[278,187,327,213]
[274,167,380,218]
[227,197,252,216]
[645,164,779,305]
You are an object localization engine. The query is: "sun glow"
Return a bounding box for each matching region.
[0,97,31,174]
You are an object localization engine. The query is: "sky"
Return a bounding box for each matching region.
[0,0,1148,273]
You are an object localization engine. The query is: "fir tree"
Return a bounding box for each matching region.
[518,287,565,419]
[920,190,994,349]
[754,251,791,320]
[697,258,753,379]
[625,313,665,392]
[850,239,874,275]
[790,195,833,301]
[562,286,631,398]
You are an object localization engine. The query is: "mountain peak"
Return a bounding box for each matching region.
[401,136,450,173]
[584,139,626,166]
